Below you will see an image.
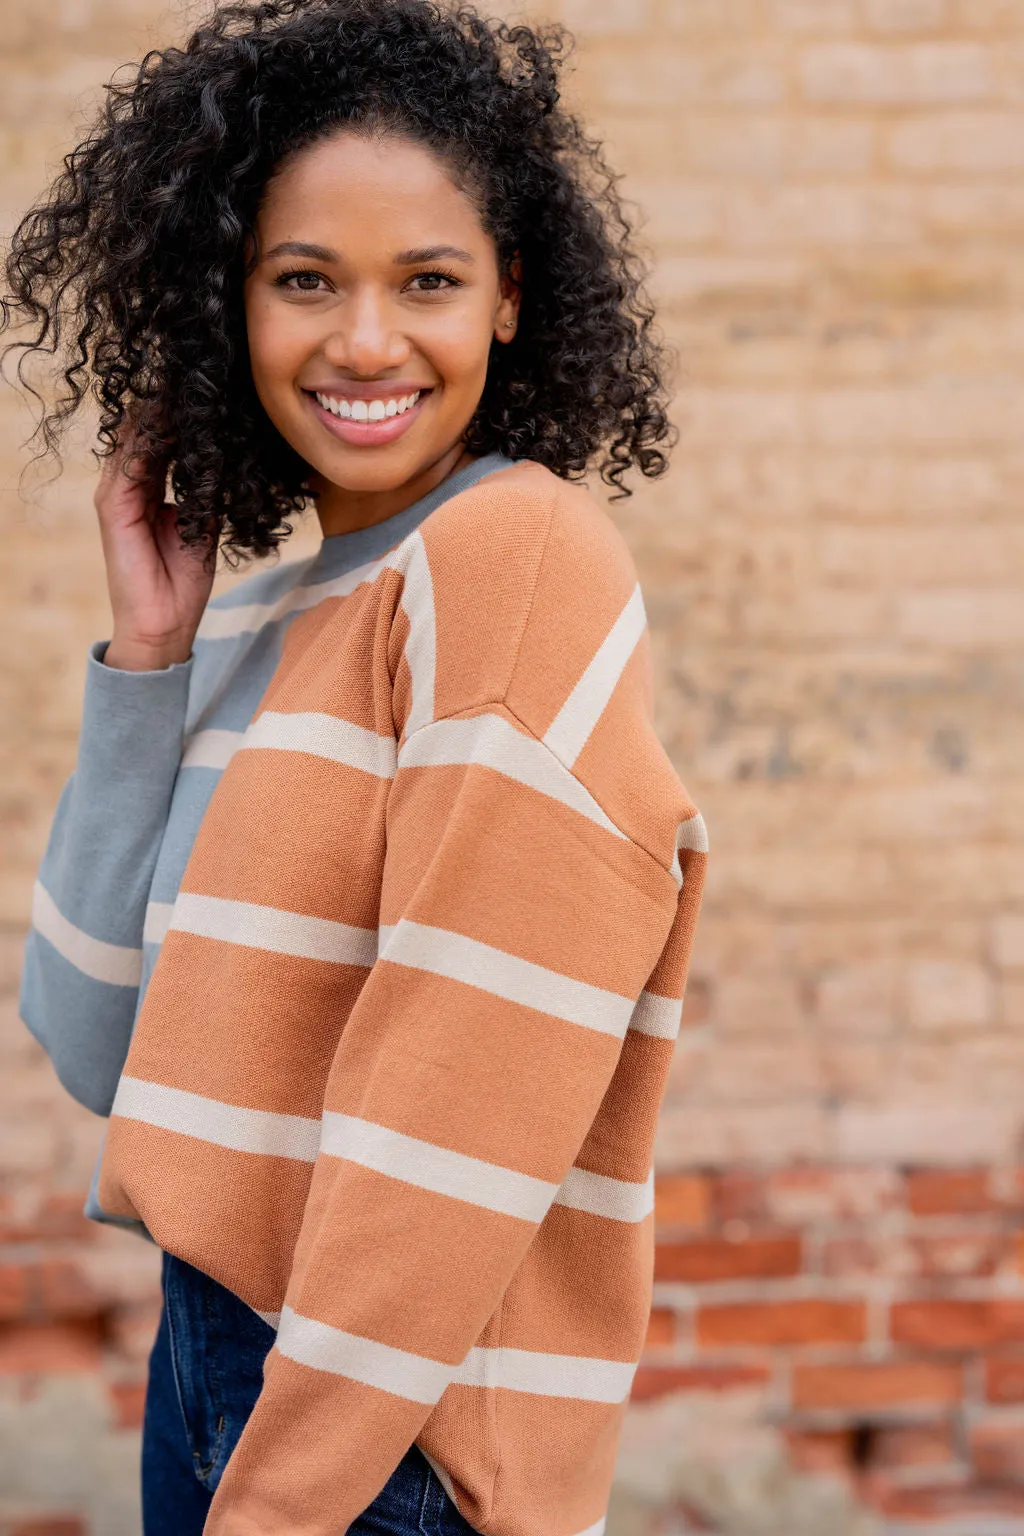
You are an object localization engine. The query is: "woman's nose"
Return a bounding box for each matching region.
[322,288,409,374]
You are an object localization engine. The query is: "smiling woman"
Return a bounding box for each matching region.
[242,131,521,531]
[5,4,706,1536]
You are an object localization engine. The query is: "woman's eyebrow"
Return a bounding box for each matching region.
[393,244,474,265]
[263,240,339,262]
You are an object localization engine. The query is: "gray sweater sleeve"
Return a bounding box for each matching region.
[20,642,191,1116]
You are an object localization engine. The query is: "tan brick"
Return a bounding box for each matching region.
[558,0,651,33]
[764,1166,904,1223]
[863,0,949,30]
[655,1102,832,1167]
[898,589,1024,647]
[992,914,1024,969]
[823,1228,1007,1279]
[906,960,994,1031]
[801,43,991,104]
[889,110,1024,170]
[770,0,858,31]
[834,1103,1022,1164]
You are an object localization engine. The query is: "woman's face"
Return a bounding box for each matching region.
[243,129,518,504]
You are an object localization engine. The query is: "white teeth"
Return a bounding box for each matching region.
[315,389,422,422]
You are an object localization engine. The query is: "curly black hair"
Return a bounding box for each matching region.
[2,0,672,557]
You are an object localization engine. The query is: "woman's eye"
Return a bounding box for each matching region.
[278,270,327,292]
[408,272,459,293]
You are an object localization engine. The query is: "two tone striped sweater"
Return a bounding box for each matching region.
[22,455,707,1536]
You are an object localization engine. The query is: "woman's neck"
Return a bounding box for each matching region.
[312,441,473,539]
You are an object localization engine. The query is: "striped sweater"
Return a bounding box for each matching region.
[23,456,706,1536]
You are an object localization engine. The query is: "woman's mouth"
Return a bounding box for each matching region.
[305,387,431,446]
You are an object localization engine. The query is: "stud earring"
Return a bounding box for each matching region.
[505,320,515,329]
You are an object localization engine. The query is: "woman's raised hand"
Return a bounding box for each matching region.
[96,423,216,672]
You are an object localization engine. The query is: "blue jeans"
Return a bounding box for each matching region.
[142,1252,476,1535]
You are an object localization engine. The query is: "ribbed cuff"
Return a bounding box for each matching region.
[78,640,193,795]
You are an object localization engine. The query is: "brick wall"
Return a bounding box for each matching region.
[3,1,1024,1532]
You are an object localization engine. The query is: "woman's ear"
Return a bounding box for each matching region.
[495,253,522,343]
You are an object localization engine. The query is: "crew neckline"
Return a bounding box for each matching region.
[307,452,514,583]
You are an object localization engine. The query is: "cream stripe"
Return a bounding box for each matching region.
[573,1521,607,1536]
[255,1308,282,1330]
[629,989,684,1041]
[243,711,397,778]
[181,729,242,770]
[678,812,709,855]
[380,919,634,1038]
[31,881,142,987]
[398,714,626,840]
[320,1113,555,1222]
[197,554,389,640]
[111,1077,321,1161]
[555,1166,654,1224]
[276,1306,452,1405]
[453,1344,635,1403]
[170,893,377,967]
[143,901,175,947]
[670,812,711,885]
[392,531,436,736]
[543,585,647,768]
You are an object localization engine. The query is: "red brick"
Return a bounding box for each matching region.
[655,1233,802,1284]
[907,1167,993,1216]
[892,1299,1024,1351]
[108,1379,147,1430]
[644,1308,676,1349]
[0,1266,29,1323]
[714,1170,766,1223]
[680,977,711,1028]
[987,1355,1024,1404]
[871,1482,1024,1519]
[0,1323,102,1374]
[971,1417,1024,1481]
[631,1362,771,1401]
[0,1263,101,1326]
[785,1428,854,1476]
[0,1193,94,1244]
[871,1421,957,1469]
[653,1174,711,1230]
[793,1358,963,1411]
[36,1261,101,1322]
[698,1299,867,1349]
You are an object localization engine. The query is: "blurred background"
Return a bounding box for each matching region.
[3,0,1024,1532]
